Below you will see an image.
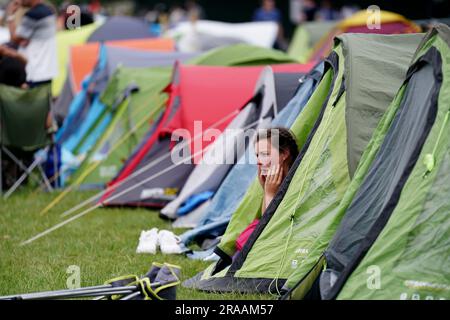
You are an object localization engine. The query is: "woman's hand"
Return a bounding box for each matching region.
[257,165,266,188]
[264,164,283,199]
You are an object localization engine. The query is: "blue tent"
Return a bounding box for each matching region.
[55,46,197,186]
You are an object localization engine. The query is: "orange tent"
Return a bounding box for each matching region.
[69,38,175,93]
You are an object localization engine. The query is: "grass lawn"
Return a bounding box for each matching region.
[0,188,272,300]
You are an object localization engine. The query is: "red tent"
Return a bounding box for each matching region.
[100,63,312,208]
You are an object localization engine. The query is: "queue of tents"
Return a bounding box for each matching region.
[2,10,449,300]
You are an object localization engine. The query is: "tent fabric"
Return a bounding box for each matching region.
[341,33,427,177]
[65,66,176,188]
[60,44,291,152]
[87,16,154,42]
[52,77,75,125]
[177,191,215,217]
[288,21,336,62]
[309,10,421,62]
[68,46,299,190]
[88,47,196,97]
[184,32,423,294]
[182,58,339,292]
[56,42,177,145]
[186,44,304,67]
[71,86,173,190]
[160,66,307,222]
[318,25,450,301]
[53,38,175,129]
[215,61,339,262]
[100,65,277,208]
[53,23,99,97]
[167,20,279,50]
[69,38,175,94]
[167,69,307,228]
[284,29,448,301]
[181,33,245,53]
[62,49,195,157]
[160,98,267,220]
[178,64,324,249]
[173,200,212,230]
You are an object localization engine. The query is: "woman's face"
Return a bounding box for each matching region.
[255,138,282,176]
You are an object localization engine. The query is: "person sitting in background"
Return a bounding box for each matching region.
[6,0,58,88]
[234,127,299,257]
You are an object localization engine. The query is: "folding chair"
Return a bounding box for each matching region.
[0,84,56,198]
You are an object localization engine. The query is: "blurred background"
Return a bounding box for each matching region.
[1,1,449,41]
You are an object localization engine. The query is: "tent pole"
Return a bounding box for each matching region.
[0,285,138,300]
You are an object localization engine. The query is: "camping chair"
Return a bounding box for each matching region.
[0,84,56,198]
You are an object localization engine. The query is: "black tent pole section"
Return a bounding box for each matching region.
[0,281,162,301]
[0,284,137,300]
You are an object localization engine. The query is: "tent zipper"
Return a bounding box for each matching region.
[423,108,449,178]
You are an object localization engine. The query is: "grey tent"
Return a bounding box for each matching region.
[87,16,154,42]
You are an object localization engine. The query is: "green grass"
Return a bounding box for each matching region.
[0,188,273,300]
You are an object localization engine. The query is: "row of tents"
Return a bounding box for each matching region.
[182,24,450,300]
[21,10,450,300]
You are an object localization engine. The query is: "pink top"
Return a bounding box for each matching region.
[235,219,260,252]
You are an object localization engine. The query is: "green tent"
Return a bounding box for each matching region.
[309,24,450,301]
[67,67,170,188]
[68,45,298,189]
[54,23,100,97]
[188,44,299,66]
[184,32,423,294]
[288,21,336,63]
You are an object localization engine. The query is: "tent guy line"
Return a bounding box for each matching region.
[58,108,242,219]
[20,115,270,246]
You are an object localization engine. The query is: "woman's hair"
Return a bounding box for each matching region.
[255,127,299,166]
